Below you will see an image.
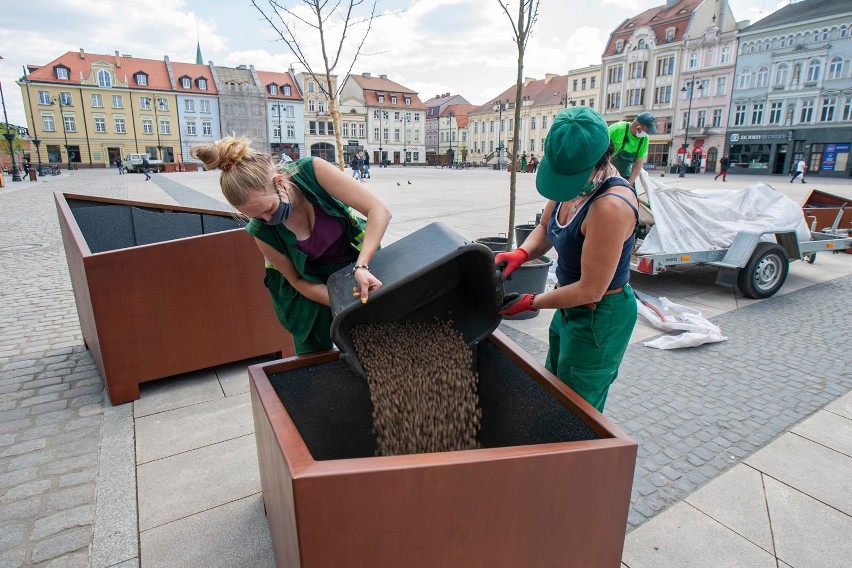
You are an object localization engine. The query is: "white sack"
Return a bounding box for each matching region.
[635,170,810,255]
[635,290,727,350]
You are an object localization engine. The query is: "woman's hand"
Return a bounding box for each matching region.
[352,267,382,303]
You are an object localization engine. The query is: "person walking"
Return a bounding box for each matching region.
[495,106,639,412]
[190,137,391,355]
[141,156,151,181]
[608,112,655,185]
[715,154,730,181]
[116,157,124,175]
[529,153,539,173]
[790,158,807,184]
[363,153,371,179]
[350,153,362,181]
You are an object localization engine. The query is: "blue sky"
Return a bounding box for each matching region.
[0,0,784,127]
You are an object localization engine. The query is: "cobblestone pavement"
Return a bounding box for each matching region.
[1,169,850,565]
[501,275,852,529]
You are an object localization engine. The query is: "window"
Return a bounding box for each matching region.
[637,39,647,50]
[272,124,281,138]
[696,110,706,127]
[377,95,384,103]
[309,99,316,112]
[181,77,191,89]
[135,73,148,86]
[63,115,76,132]
[590,77,596,89]
[738,69,752,89]
[157,98,168,111]
[287,124,295,138]
[185,100,195,112]
[94,116,106,133]
[41,114,55,131]
[800,99,814,123]
[308,81,315,93]
[715,76,727,96]
[59,92,72,106]
[681,111,689,129]
[628,61,647,79]
[269,84,278,95]
[767,102,782,125]
[656,56,674,76]
[806,59,821,82]
[55,66,69,80]
[607,65,623,83]
[283,85,291,96]
[530,139,535,152]
[654,85,672,104]
[140,97,151,110]
[97,70,111,88]
[142,118,153,134]
[699,79,710,96]
[383,127,389,141]
[405,97,411,105]
[820,97,836,122]
[828,57,843,80]
[606,92,621,110]
[775,64,788,86]
[626,88,645,106]
[38,91,50,105]
[581,78,587,90]
[756,67,769,87]
[160,119,170,135]
[358,123,365,138]
[187,121,197,135]
[721,45,731,64]
[780,35,787,48]
[616,40,624,53]
[734,104,746,126]
[531,116,537,130]
[589,98,595,109]
[202,121,212,135]
[91,94,103,107]
[197,78,208,90]
[752,103,764,125]
[112,95,123,109]
[542,115,548,129]
[689,52,698,69]
[114,116,126,133]
[666,28,675,43]
[318,99,325,113]
[712,108,722,127]
[844,96,852,121]
[391,96,397,104]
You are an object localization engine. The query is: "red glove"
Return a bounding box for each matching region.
[495,248,529,281]
[498,293,538,317]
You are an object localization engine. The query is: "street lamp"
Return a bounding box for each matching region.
[448,112,455,168]
[379,110,387,166]
[679,75,702,177]
[21,71,43,172]
[51,95,72,171]
[493,100,505,170]
[403,114,410,167]
[0,80,22,181]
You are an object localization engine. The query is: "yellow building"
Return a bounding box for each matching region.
[20,49,181,168]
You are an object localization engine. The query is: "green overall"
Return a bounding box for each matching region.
[245,158,367,355]
[608,121,648,179]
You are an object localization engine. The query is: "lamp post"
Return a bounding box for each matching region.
[493,100,504,170]
[0,80,22,181]
[21,71,43,171]
[679,75,702,177]
[403,114,409,167]
[379,110,387,166]
[52,95,71,171]
[449,112,455,168]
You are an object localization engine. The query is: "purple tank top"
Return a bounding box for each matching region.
[296,203,358,265]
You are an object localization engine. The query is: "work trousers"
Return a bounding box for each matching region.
[546,285,637,412]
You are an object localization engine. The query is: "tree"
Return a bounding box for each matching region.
[499,0,539,250]
[252,0,378,170]
[0,124,24,158]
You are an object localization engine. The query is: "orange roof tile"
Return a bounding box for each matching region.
[27,50,174,92]
[602,0,702,57]
[256,70,302,100]
[170,61,218,94]
[470,75,571,114]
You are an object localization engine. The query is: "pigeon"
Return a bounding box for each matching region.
[396,182,400,187]
[407,180,412,185]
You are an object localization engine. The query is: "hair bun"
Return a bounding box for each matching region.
[190,136,253,171]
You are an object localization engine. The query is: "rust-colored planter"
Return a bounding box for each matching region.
[56,192,294,404]
[803,189,852,253]
[250,330,636,568]
[162,163,178,173]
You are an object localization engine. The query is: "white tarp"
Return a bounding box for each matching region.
[635,170,810,255]
[634,290,727,350]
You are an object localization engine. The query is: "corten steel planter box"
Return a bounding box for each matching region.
[55,192,294,404]
[249,332,637,568]
[802,189,852,253]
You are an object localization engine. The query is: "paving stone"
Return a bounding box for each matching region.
[0,496,41,523]
[0,439,47,458]
[32,504,95,540]
[42,454,98,476]
[7,449,54,471]
[0,548,24,568]
[20,378,62,390]
[1,479,52,502]
[45,484,95,512]
[30,527,91,564]
[57,469,98,489]
[0,524,23,551]
[43,550,90,568]
[28,400,69,415]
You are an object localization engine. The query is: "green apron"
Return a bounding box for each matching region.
[545,285,637,412]
[246,158,367,355]
[612,127,639,179]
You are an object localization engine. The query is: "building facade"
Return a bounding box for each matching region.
[726,0,852,178]
[424,93,469,164]
[339,73,426,165]
[567,65,601,110]
[168,59,221,165]
[211,64,268,152]
[295,72,339,162]
[257,70,303,160]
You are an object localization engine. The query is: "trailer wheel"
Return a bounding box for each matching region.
[737,242,789,299]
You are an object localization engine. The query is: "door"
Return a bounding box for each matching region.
[706,147,718,172]
[107,147,122,167]
[773,144,787,175]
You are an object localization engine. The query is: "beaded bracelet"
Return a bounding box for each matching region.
[352,264,370,275]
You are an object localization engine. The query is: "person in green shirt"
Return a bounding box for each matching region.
[191,137,391,354]
[608,112,656,185]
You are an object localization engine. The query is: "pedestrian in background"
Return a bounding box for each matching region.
[715,154,730,182]
[790,158,807,184]
[116,157,124,175]
[521,152,528,173]
[142,156,151,181]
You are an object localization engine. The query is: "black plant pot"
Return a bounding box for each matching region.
[502,256,553,320]
[514,224,536,247]
[475,235,508,253]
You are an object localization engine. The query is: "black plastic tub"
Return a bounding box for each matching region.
[514,224,536,247]
[475,236,508,253]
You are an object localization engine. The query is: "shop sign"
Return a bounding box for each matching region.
[729,132,790,142]
[822,143,850,171]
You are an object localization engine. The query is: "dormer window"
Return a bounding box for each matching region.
[405,97,411,105]
[391,96,397,104]
[616,40,624,53]
[196,78,208,90]
[180,76,191,89]
[378,95,385,103]
[283,85,291,96]
[97,70,112,88]
[665,28,675,43]
[55,66,70,80]
[637,39,646,50]
[135,72,148,86]
[269,84,278,95]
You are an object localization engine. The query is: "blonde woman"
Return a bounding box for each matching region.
[191,138,391,354]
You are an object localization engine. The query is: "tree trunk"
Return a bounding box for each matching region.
[328,95,346,171]
[507,0,527,251]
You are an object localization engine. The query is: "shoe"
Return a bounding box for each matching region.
[802,180,806,183]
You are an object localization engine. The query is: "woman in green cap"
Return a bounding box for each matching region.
[496,106,639,412]
[191,137,391,355]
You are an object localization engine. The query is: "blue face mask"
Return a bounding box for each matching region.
[264,187,291,225]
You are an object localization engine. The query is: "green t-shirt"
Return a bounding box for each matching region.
[608,121,649,159]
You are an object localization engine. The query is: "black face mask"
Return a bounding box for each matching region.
[264,187,291,226]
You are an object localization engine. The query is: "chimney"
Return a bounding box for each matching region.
[524,77,536,87]
[379,74,387,80]
[79,48,86,59]
[544,73,558,83]
[115,51,121,68]
[362,72,371,78]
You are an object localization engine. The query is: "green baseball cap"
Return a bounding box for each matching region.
[536,106,611,201]
[636,112,657,134]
